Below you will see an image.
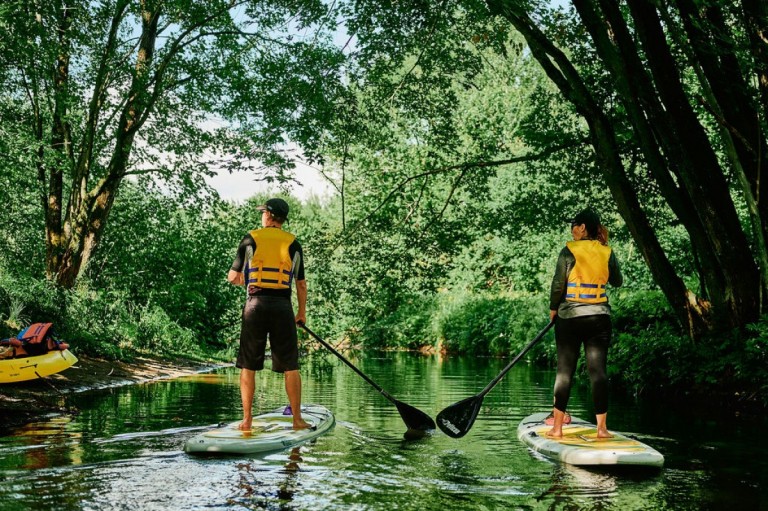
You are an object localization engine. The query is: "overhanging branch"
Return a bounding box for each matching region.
[332,139,584,250]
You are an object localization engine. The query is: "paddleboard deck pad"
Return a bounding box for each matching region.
[184,404,334,455]
[518,412,664,467]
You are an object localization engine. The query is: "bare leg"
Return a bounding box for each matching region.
[595,412,613,438]
[546,408,566,438]
[239,368,256,430]
[285,370,310,429]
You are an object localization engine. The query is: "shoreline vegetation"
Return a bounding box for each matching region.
[1,266,766,433]
[2,302,765,435]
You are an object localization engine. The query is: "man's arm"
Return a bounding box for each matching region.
[295,279,307,324]
[228,236,253,286]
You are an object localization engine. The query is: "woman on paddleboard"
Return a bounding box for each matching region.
[547,208,622,439]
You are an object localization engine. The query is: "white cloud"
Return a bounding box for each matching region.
[205,158,336,203]
[193,115,337,203]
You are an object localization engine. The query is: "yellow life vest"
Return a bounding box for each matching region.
[565,240,612,304]
[246,228,296,290]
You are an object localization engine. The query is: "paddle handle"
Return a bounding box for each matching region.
[478,320,555,398]
[299,323,394,402]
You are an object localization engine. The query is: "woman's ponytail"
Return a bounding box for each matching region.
[597,224,609,245]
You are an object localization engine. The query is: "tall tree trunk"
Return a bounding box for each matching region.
[627,0,760,327]
[664,0,768,311]
[676,0,768,240]
[67,0,129,237]
[56,177,122,288]
[573,0,724,312]
[569,0,760,330]
[486,0,711,338]
[45,1,72,280]
[742,0,768,121]
[54,0,160,288]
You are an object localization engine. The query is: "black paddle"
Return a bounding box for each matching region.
[299,323,436,431]
[436,320,555,438]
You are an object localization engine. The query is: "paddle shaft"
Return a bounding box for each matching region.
[477,320,555,398]
[299,323,395,403]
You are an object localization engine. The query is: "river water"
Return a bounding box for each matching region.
[0,351,765,510]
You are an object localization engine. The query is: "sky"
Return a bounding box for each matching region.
[205,159,335,202]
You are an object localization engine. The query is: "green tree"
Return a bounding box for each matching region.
[330,0,767,339]
[0,0,346,288]
[485,0,768,337]
[87,184,243,342]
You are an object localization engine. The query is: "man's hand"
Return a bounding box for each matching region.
[295,279,307,327]
[227,270,244,286]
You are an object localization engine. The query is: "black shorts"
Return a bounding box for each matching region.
[237,296,299,373]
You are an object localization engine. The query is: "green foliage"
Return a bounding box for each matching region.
[610,321,687,394]
[0,126,45,279]
[0,273,63,337]
[89,185,242,344]
[0,0,765,410]
[0,0,351,288]
[436,294,551,356]
[134,303,198,355]
[606,290,768,405]
[0,181,316,362]
[352,294,438,350]
[610,290,676,331]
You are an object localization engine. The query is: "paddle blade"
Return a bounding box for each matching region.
[394,399,436,431]
[436,395,484,438]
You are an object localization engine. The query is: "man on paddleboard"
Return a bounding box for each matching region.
[547,208,622,439]
[227,198,311,430]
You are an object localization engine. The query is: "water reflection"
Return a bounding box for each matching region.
[540,464,619,503]
[231,447,303,508]
[0,354,765,510]
[5,416,83,469]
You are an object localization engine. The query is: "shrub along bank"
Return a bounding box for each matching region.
[0,273,230,362]
[356,289,768,408]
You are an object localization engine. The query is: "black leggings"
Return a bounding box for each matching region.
[553,314,611,415]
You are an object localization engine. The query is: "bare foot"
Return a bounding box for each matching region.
[238,419,252,431]
[545,428,563,438]
[596,429,614,439]
[292,419,312,430]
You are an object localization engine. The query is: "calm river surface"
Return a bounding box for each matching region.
[0,351,765,510]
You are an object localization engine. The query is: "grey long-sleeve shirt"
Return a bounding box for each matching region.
[549,242,623,319]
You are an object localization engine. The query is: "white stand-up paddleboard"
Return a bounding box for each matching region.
[518,412,664,467]
[185,404,334,455]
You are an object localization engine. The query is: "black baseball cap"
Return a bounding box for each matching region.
[257,198,289,219]
[568,209,600,233]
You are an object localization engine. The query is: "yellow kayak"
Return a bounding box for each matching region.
[0,349,78,383]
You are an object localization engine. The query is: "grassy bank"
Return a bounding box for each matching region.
[0,273,232,363]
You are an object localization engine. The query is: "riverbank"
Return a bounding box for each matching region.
[0,353,229,433]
